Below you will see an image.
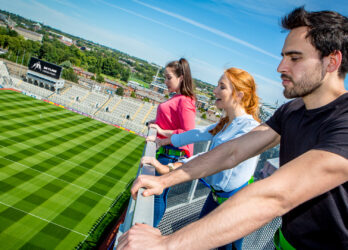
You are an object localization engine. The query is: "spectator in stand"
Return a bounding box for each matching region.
[147,58,196,227]
[142,67,260,249]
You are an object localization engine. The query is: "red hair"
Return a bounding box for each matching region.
[209,67,260,136]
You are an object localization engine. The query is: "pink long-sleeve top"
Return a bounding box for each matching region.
[156,94,196,157]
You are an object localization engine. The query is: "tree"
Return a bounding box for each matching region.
[60,60,72,68]
[116,87,124,96]
[201,113,207,119]
[130,91,136,98]
[96,74,104,83]
[62,68,78,83]
[121,68,130,82]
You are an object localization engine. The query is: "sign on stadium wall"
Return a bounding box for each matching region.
[28,57,62,79]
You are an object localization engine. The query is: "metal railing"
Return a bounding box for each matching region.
[114,127,157,247]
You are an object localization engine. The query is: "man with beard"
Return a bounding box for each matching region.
[117,7,348,250]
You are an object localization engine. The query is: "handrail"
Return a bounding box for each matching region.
[114,127,157,248]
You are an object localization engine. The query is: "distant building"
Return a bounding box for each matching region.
[73,66,95,79]
[150,81,168,95]
[196,94,210,109]
[0,48,8,55]
[127,80,143,90]
[0,13,7,23]
[105,78,123,89]
[33,22,41,31]
[134,88,166,104]
[13,27,43,42]
[61,36,73,43]
[80,46,91,51]
[59,36,73,46]
[21,22,29,28]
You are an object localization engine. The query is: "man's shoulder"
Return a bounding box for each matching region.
[275,98,304,116]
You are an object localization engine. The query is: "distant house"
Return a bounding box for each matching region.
[134,89,166,104]
[196,94,210,109]
[73,66,95,79]
[13,27,43,42]
[33,22,41,31]
[150,81,168,95]
[80,46,91,51]
[0,13,7,24]
[105,78,123,89]
[59,36,73,46]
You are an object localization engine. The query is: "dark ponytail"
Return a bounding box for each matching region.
[166,58,196,99]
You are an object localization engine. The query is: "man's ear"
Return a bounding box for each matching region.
[326,50,342,73]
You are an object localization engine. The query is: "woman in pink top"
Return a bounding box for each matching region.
[148,58,196,227]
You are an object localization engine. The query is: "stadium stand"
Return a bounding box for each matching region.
[1,59,215,136]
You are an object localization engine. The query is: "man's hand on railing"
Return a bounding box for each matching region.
[117,223,167,250]
[131,175,165,200]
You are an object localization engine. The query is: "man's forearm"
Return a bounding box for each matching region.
[165,178,284,249]
[160,140,236,188]
[164,149,348,249]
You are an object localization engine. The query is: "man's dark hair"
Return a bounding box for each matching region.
[282,6,348,78]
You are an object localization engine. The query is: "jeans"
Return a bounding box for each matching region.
[200,192,244,250]
[153,154,178,227]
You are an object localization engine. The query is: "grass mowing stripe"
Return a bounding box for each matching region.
[0,124,133,173]
[0,106,59,121]
[0,155,115,200]
[83,136,144,190]
[0,111,78,135]
[88,141,143,196]
[0,105,63,119]
[0,201,87,237]
[0,102,45,112]
[0,116,93,145]
[0,133,128,184]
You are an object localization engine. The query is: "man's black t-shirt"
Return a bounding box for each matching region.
[266,93,348,249]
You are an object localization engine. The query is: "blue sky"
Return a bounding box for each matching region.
[1,0,348,104]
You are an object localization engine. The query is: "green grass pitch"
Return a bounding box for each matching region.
[0,90,145,249]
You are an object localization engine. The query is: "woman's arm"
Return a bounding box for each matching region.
[141,156,183,175]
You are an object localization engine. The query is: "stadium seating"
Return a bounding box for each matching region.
[1,61,214,136]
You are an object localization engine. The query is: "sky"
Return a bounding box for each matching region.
[1,0,348,105]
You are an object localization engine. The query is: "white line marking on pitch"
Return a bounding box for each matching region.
[0,156,114,201]
[0,135,128,185]
[0,200,88,237]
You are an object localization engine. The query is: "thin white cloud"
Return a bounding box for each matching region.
[96,0,246,58]
[51,0,80,10]
[253,73,282,88]
[132,0,281,60]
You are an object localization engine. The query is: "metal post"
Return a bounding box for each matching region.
[187,179,199,203]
